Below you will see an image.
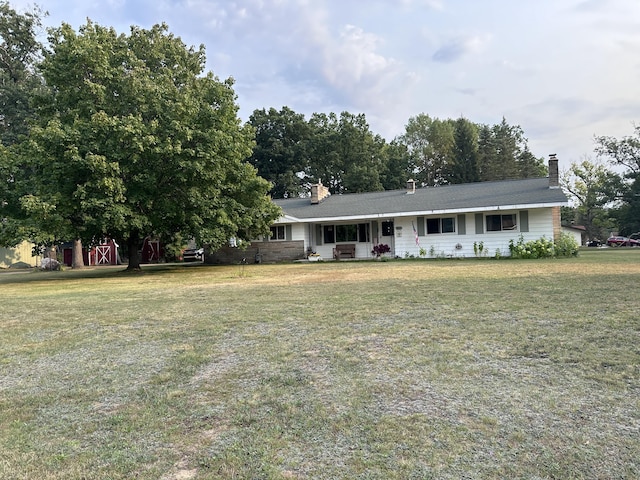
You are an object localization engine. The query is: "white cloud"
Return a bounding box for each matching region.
[322,25,394,87]
[5,0,640,169]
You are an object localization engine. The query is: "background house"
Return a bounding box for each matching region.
[209,156,567,263]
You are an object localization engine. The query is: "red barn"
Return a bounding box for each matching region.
[141,237,164,263]
[88,239,120,266]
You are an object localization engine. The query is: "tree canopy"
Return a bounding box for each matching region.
[6,20,280,269]
[248,108,548,198]
[561,158,622,241]
[247,106,310,199]
[0,2,50,250]
[595,126,640,234]
[0,1,45,145]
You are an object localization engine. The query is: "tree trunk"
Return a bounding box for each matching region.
[71,238,85,268]
[127,231,141,270]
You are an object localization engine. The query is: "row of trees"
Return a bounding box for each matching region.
[0,3,280,269]
[247,107,547,198]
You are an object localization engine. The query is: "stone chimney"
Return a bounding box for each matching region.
[406,179,416,194]
[311,180,330,204]
[548,154,559,189]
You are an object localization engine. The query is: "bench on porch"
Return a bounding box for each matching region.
[333,244,356,259]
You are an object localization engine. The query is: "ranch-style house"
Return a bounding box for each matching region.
[209,155,568,263]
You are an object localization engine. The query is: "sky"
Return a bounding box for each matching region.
[9,0,640,171]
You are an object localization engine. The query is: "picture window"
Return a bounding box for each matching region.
[323,223,371,244]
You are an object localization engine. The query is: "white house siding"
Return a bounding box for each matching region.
[271,208,558,261]
[392,208,555,258]
[290,223,307,243]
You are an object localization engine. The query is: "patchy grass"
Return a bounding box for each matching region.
[1,249,639,479]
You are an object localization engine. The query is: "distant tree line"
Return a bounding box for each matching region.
[247,108,548,198]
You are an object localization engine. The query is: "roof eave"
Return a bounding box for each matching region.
[274,201,568,223]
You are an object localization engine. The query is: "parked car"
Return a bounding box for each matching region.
[182,247,204,262]
[586,240,602,247]
[606,236,640,247]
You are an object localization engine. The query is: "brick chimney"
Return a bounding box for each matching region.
[406,179,416,194]
[311,180,330,204]
[548,154,559,189]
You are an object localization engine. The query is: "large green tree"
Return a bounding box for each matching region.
[449,117,479,184]
[400,114,455,186]
[560,159,621,241]
[247,106,310,199]
[595,125,640,234]
[477,118,545,181]
[24,21,279,270]
[482,118,520,181]
[379,139,410,190]
[307,111,385,194]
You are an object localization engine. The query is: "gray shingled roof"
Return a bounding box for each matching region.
[274,177,567,221]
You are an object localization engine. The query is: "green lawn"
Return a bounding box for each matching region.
[1,249,639,479]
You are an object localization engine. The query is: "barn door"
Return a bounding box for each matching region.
[96,245,112,265]
[147,241,160,262]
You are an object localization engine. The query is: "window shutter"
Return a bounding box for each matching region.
[457,214,466,235]
[475,213,484,234]
[285,225,292,241]
[315,224,323,245]
[417,217,425,236]
[519,211,529,232]
[372,221,379,242]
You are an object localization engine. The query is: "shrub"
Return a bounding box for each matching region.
[509,235,555,259]
[554,232,580,257]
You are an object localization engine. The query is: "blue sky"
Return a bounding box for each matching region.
[10,0,640,170]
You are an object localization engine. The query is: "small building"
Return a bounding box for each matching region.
[0,240,41,268]
[87,239,120,265]
[141,237,163,263]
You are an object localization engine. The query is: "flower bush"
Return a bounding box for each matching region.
[371,243,391,257]
[554,232,580,257]
[509,235,555,259]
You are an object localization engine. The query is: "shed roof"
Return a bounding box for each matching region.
[274,177,567,222]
